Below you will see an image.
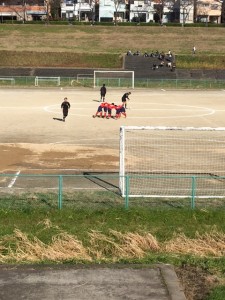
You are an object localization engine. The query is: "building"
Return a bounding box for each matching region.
[61,0,95,22]
[0,1,48,22]
[129,0,155,22]
[196,0,222,23]
[0,0,222,24]
[98,0,126,22]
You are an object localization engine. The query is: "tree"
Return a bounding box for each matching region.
[113,0,125,24]
[222,0,225,23]
[180,0,194,26]
[49,0,62,20]
[3,0,27,23]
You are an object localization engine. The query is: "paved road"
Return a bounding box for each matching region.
[0,264,186,300]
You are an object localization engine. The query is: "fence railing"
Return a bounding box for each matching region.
[0,76,224,89]
[1,173,225,210]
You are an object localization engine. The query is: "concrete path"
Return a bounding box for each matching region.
[0,264,186,300]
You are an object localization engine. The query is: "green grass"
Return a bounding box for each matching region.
[206,286,225,300]
[176,55,225,69]
[0,50,122,68]
[1,207,225,246]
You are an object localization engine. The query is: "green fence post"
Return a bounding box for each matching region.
[58,175,63,209]
[125,175,130,209]
[191,176,196,209]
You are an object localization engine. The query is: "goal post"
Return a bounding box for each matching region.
[94,71,134,89]
[35,76,60,87]
[119,126,225,198]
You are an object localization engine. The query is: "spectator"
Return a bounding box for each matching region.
[192,46,196,54]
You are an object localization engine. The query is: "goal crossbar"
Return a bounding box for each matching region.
[94,71,134,89]
[35,76,60,86]
[0,77,15,85]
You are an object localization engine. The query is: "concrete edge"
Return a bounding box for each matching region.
[159,264,187,300]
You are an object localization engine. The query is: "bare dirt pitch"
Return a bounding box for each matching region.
[1,87,225,174]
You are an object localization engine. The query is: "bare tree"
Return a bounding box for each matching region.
[3,0,27,23]
[153,0,167,24]
[180,0,194,26]
[113,0,125,24]
[89,0,98,23]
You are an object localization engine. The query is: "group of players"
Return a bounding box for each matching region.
[92,91,131,120]
[60,91,131,122]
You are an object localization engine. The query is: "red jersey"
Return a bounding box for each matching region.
[100,102,107,108]
[107,103,116,110]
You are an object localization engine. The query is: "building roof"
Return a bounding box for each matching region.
[0,5,46,14]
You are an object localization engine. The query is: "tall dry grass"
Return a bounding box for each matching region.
[1,219,225,263]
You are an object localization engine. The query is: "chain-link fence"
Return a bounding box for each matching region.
[0,76,224,89]
[1,173,225,210]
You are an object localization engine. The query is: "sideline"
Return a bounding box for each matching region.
[8,170,20,188]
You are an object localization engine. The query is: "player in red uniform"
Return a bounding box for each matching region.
[115,104,126,119]
[106,103,116,118]
[92,102,107,118]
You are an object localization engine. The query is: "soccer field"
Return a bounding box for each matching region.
[1,88,225,175]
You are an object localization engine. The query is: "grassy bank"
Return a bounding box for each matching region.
[1,207,225,299]
[1,50,225,69]
[1,207,225,261]
[0,50,122,68]
[0,24,225,69]
[176,54,225,69]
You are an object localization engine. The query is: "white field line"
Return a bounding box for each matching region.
[8,170,21,188]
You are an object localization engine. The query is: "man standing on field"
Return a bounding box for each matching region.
[61,97,71,122]
[121,92,131,109]
[100,84,107,102]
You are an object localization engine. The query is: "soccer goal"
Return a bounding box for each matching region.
[94,71,134,89]
[0,77,15,85]
[35,76,60,87]
[119,126,225,198]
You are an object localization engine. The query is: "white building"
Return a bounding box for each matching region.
[99,0,126,22]
[129,0,155,22]
[61,0,94,22]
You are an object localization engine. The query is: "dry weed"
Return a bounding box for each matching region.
[1,228,225,263]
[0,229,91,263]
[164,230,225,257]
[89,230,159,260]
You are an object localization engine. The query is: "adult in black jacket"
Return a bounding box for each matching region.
[121,92,131,109]
[61,97,71,122]
[100,84,107,102]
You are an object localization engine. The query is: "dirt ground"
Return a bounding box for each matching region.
[1,88,225,174]
[1,88,225,299]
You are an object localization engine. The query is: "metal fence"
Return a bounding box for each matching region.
[0,76,224,89]
[1,173,225,210]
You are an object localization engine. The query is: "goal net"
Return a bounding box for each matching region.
[94,71,134,89]
[35,76,60,87]
[119,126,225,198]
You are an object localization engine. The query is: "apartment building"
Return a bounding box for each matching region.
[197,0,222,23]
